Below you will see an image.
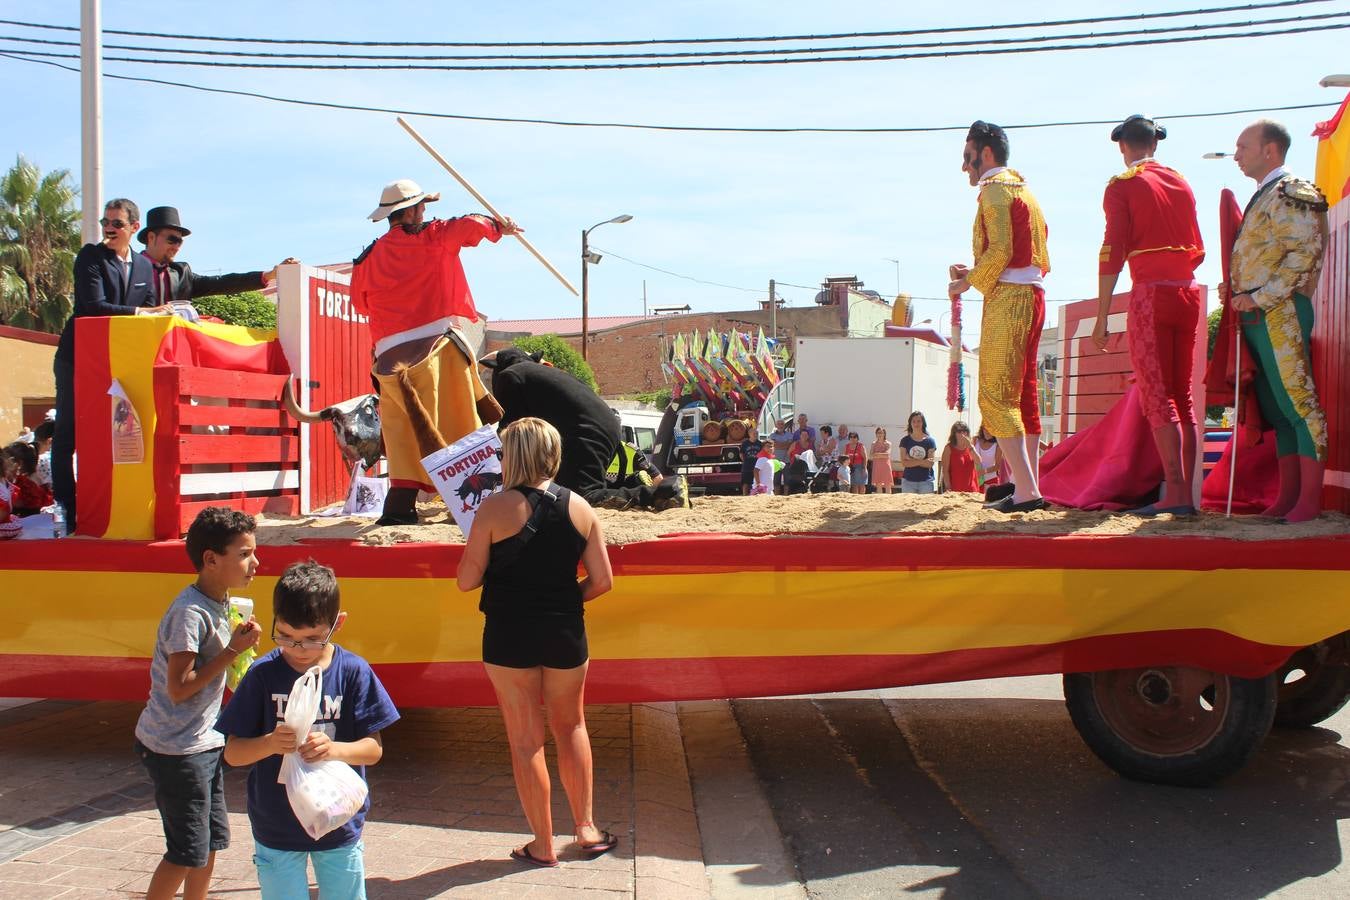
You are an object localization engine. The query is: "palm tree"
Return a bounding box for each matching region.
[0,155,81,333]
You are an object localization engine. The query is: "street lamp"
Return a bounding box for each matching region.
[581,214,634,360]
[883,257,901,295]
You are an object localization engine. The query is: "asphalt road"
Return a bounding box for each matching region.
[682,676,1350,900]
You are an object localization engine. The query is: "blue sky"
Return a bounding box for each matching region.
[2,1,1346,338]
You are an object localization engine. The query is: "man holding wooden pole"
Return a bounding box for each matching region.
[350,178,518,526]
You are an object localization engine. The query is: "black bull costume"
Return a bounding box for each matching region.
[486,349,688,511]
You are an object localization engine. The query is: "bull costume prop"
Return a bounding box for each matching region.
[350,179,514,525]
[481,348,691,512]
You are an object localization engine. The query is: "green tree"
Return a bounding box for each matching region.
[0,156,81,332]
[511,334,598,392]
[1205,307,1224,422]
[192,290,277,329]
[625,387,673,409]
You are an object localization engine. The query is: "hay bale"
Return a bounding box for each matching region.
[701,420,726,443]
[725,419,748,442]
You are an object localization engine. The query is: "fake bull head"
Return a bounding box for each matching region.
[281,380,383,470]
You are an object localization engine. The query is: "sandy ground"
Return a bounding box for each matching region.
[255,492,1350,546]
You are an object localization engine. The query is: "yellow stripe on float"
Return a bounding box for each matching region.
[3,568,1346,663]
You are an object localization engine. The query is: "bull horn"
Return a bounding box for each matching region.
[281,378,328,424]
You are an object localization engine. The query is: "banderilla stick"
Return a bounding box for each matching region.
[396,116,579,297]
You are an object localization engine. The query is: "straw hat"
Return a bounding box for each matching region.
[368,179,441,221]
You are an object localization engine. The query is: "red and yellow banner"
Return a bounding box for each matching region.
[3,533,1348,706]
[74,317,285,540]
[1315,92,1350,207]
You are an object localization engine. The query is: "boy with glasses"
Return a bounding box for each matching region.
[134,506,263,900]
[216,560,399,899]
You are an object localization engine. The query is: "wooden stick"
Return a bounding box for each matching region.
[396,116,579,297]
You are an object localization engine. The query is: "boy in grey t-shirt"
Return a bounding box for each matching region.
[134,507,261,900]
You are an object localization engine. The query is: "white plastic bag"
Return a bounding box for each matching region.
[277,665,369,840]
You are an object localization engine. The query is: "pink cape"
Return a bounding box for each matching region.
[1040,385,1278,512]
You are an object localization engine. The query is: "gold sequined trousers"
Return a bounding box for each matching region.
[977,283,1045,439]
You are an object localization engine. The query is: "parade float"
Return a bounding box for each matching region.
[4,102,1350,788]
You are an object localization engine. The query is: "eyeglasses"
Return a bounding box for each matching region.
[271,620,336,651]
[163,233,184,245]
[99,217,130,229]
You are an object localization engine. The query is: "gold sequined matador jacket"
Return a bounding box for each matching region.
[1231,173,1328,311]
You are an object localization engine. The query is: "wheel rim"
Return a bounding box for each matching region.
[1276,645,1331,704]
[1092,667,1230,756]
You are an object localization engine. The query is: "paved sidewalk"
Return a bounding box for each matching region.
[0,699,709,899]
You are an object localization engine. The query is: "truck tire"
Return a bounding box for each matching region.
[1273,639,1350,729]
[1063,666,1276,787]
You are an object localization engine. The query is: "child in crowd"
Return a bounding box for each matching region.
[4,441,52,514]
[33,420,55,488]
[217,559,399,899]
[871,428,894,495]
[134,507,263,900]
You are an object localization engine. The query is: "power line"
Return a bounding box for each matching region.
[1,51,1338,134]
[3,20,1347,69]
[2,9,1344,61]
[590,246,763,294]
[0,1,1328,47]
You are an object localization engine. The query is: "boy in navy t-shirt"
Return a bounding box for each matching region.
[216,560,399,899]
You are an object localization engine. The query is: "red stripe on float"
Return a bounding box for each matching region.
[0,630,1294,708]
[9,532,1350,577]
[73,317,113,537]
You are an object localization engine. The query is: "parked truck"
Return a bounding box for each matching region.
[792,333,980,484]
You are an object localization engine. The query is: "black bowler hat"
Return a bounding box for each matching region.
[137,206,192,243]
[1111,114,1167,143]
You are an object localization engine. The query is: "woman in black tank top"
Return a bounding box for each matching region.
[457,417,616,867]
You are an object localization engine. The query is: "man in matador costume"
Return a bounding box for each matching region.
[948,120,1050,513]
[1227,119,1330,523]
[351,179,519,525]
[1091,115,1206,515]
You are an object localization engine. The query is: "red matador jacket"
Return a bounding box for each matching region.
[1098,161,1205,282]
[351,215,502,352]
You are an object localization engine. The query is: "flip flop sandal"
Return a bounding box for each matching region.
[510,845,559,868]
[577,830,619,856]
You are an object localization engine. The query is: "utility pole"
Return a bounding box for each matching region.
[80,0,103,245]
[642,280,648,318]
[769,279,777,339]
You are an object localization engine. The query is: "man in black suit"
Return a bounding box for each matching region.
[138,206,295,306]
[52,198,160,524]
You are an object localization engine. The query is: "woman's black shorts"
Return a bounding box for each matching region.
[482,613,588,670]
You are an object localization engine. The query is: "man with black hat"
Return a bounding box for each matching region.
[947,120,1051,514]
[480,348,689,511]
[139,206,295,308]
[350,179,518,525]
[1091,115,1206,515]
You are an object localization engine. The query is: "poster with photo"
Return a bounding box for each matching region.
[421,425,503,536]
[109,379,144,465]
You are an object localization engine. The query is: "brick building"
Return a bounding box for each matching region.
[485,277,893,396]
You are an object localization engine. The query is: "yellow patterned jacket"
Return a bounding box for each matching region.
[969,169,1050,297]
[1231,174,1329,311]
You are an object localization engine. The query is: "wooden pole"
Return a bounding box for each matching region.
[395,116,579,296]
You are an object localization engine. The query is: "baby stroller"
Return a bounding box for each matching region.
[783,457,812,495]
[809,459,839,494]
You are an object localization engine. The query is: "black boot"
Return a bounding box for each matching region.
[376,487,420,526]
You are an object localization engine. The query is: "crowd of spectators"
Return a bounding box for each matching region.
[3,417,56,519]
[749,411,1003,498]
